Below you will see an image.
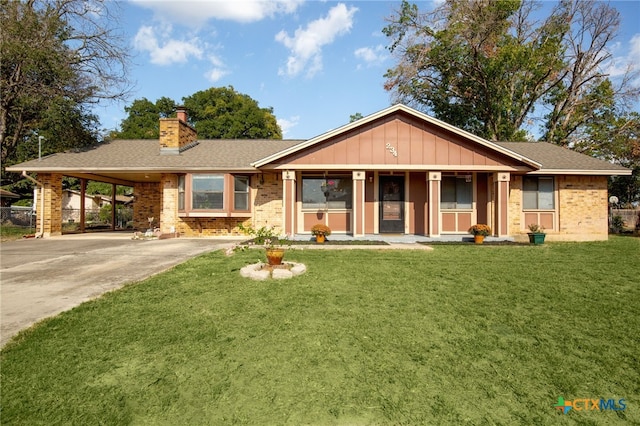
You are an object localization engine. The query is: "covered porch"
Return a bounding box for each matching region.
[280,170,512,239]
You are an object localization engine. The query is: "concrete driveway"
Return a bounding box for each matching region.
[0,233,242,348]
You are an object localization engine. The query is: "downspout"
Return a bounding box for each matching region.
[22,171,44,238]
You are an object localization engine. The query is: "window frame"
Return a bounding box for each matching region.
[178,173,252,217]
[440,175,473,210]
[301,175,353,211]
[522,176,555,210]
[192,174,225,210]
[233,175,250,212]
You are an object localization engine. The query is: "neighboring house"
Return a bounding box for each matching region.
[0,189,20,207]
[6,104,631,240]
[61,189,133,222]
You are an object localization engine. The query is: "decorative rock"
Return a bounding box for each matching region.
[272,269,293,279]
[239,261,307,280]
[290,264,306,275]
[252,270,271,281]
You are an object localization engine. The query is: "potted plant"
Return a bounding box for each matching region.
[468,224,491,244]
[238,223,289,265]
[527,224,546,245]
[310,223,331,244]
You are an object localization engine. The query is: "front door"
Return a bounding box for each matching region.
[379,175,404,233]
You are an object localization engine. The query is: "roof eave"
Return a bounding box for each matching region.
[527,169,632,176]
[6,166,260,173]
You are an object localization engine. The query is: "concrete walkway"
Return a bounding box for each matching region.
[0,233,242,347]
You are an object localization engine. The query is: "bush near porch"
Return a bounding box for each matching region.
[1,237,638,424]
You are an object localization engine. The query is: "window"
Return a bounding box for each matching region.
[192,174,224,210]
[523,176,554,210]
[178,175,185,210]
[302,176,352,209]
[234,176,250,211]
[178,174,252,215]
[441,176,472,209]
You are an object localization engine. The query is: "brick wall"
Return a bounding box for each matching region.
[151,172,285,237]
[252,172,285,233]
[36,173,63,236]
[133,181,161,230]
[508,175,523,236]
[508,174,608,241]
[177,218,249,237]
[160,173,178,233]
[557,175,608,241]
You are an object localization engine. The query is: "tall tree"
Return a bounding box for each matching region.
[183,86,282,139]
[113,97,176,139]
[383,0,639,144]
[114,87,282,140]
[1,0,131,177]
[541,0,639,146]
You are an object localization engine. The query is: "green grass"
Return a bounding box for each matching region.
[2,237,639,425]
[0,225,35,241]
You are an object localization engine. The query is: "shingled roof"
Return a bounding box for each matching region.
[6,103,630,177]
[495,142,630,174]
[9,139,304,172]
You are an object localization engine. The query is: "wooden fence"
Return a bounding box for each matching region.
[610,208,640,231]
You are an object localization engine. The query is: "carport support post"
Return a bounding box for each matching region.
[80,179,86,232]
[111,183,116,231]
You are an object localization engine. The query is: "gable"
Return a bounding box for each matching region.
[265,110,531,170]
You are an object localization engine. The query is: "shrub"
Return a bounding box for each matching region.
[468,224,491,236]
[310,223,331,236]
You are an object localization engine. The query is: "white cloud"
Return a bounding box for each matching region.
[629,34,640,67]
[133,25,203,65]
[354,44,388,68]
[204,54,229,82]
[277,115,300,137]
[275,3,358,78]
[604,33,640,87]
[132,0,303,25]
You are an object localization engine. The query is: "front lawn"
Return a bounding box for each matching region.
[1,237,638,425]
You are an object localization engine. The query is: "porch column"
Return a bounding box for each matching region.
[160,173,178,233]
[282,170,296,236]
[427,172,441,237]
[37,173,63,237]
[352,171,366,237]
[494,172,510,237]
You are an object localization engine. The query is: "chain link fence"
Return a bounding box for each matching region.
[1,206,133,232]
[0,206,36,227]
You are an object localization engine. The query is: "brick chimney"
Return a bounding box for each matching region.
[159,106,197,155]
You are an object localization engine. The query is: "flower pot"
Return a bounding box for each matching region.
[528,233,546,245]
[474,235,485,244]
[266,248,285,265]
[315,234,325,244]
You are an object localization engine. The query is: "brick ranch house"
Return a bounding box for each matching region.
[7,104,631,241]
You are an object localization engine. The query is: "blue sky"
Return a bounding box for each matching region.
[96,0,640,140]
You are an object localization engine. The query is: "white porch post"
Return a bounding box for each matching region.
[494,172,510,237]
[282,170,296,236]
[352,171,366,237]
[428,172,441,237]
